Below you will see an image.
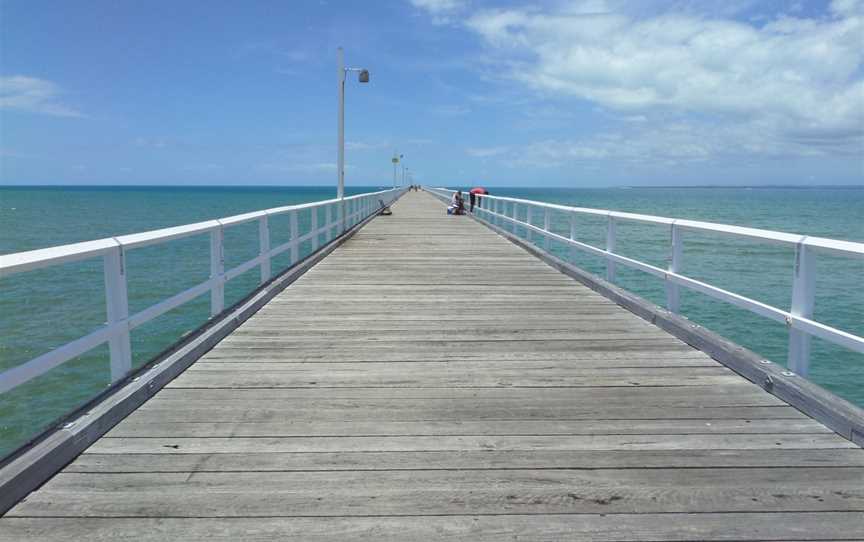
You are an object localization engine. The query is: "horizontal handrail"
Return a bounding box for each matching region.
[0,187,407,395]
[425,186,864,378]
[429,189,864,258]
[0,189,398,277]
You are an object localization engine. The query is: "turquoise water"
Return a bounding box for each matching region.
[1,185,862,459]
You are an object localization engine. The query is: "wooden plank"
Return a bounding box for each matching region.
[104,418,830,438]
[137,385,778,402]
[180,362,731,375]
[208,339,704,354]
[66,448,864,473]
[167,369,742,389]
[86,434,856,454]
[2,513,862,541]
[197,349,711,364]
[125,405,803,423]
[10,468,864,517]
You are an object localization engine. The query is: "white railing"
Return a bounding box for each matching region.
[0,188,406,395]
[425,187,864,377]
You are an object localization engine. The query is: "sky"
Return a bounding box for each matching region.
[0,0,862,187]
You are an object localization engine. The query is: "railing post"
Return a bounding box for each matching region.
[289,210,299,265]
[666,223,682,313]
[258,216,271,283]
[606,215,616,282]
[788,241,815,376]
[311,207,318,250]
[543,207,551,251]
[340,199,346,234]
[511,202,517,233]
[526,205,533,243]
[209,226,225,316]
[569,212,577,264]
[103,246,132,382]
[327,204,333,242]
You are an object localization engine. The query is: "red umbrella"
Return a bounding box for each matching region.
[470,187,488,195]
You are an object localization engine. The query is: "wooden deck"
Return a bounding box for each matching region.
[2,191,862,540]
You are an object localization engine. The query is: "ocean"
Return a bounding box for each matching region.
[1,185,862,459]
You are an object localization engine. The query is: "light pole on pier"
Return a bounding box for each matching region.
[337,47,369,225]
[392,152,401,189]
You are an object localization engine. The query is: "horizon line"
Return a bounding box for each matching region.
[1,183,863,190]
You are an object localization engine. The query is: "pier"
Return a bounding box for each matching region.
[1,190,863,540]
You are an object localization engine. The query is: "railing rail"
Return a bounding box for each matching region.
[0,188,406,395]
[425,187,864,377]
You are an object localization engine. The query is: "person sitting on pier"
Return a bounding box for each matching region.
[448,190,466,215]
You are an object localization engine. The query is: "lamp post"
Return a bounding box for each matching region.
[392,152,401,189]
[337,47,369,227]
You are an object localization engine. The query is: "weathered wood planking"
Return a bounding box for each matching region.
[3,191,862,541]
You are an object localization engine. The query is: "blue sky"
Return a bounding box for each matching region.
[1,0,862,187]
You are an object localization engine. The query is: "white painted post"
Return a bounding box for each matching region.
[606,215,617,282]
[543,207,551,251]
[103,246,132,382]
[311,207,318,250]
[569,212,577,264]
[511,202,517,233]
[327,204,333,242]
[788,242,816,376]
[527,205,533,243]
[666,223,682,313]
[209,227,224,316]
[258,216,271,283]
[289,211,299,265]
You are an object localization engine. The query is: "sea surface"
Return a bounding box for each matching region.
[1,185,862,459]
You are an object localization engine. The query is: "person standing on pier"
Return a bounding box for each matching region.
[469,187,488,213]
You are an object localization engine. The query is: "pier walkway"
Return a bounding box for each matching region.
[2,191,862,540]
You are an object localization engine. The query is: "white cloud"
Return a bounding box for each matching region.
[404,138,436,145]
[134,137,170,149]
[462,0,864,159]
[410,0,467,23]
[466,146,510,158]
[0,75,83,117]
[467,115,859,170]
[260,162,353,173]
[345,140,389,151]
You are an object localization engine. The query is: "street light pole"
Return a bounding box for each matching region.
[336,47,369,231]
[337,47,345,201]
